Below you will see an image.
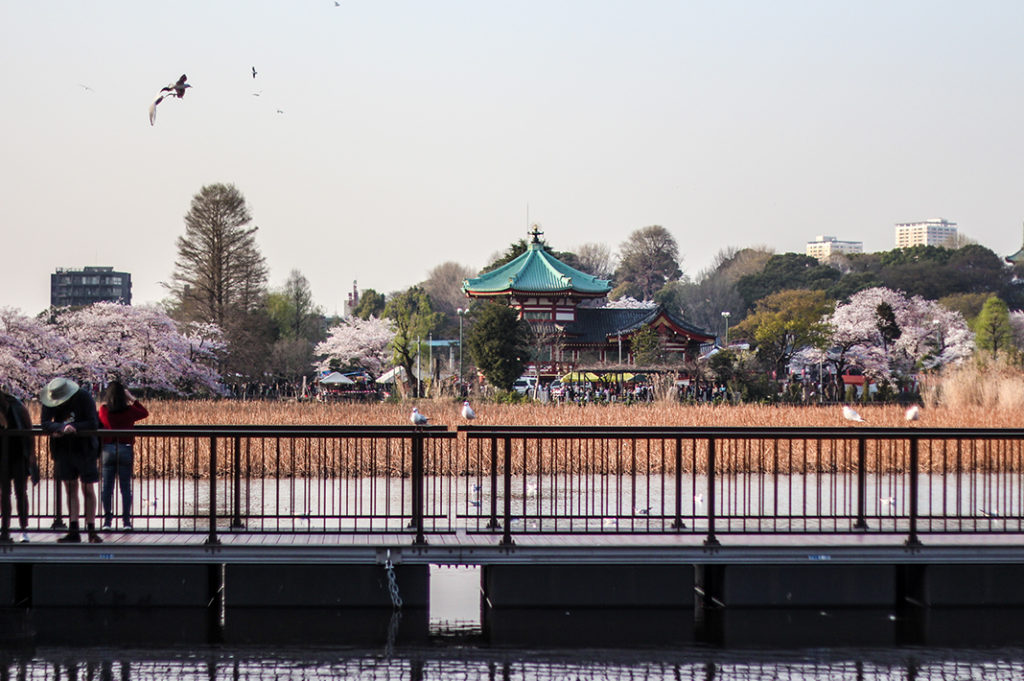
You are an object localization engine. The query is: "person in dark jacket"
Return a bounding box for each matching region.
[0,391,36,543]
[39,378,102,543]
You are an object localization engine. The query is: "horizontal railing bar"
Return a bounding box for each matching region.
[458,425,1024,439]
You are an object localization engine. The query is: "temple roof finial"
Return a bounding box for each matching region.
[529,223,544,244]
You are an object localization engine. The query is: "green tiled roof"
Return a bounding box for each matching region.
[463,241,612,296]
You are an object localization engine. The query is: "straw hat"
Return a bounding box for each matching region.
[40,378,79,408]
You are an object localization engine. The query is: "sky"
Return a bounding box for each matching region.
[4,2,1024,316]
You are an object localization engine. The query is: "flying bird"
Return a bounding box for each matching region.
[842,405,865,423]
[410,407,428,426]
[78,84,95,93]
[149,74,191,126]
[252,66,257,79]
[461,401,476,420]
[905,405,920,421]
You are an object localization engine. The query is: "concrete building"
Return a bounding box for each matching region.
[894,218,958,249]
[805,235,863,261]
[50,266,131,307]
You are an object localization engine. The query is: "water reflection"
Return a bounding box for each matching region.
[3,646,1024,680]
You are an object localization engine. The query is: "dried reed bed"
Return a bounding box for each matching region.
[90,400,1024,477]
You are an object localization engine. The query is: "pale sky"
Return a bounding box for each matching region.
[3,2,1024,316]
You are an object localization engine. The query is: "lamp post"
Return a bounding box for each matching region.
[721,311,731,347]
[457,308,467,388]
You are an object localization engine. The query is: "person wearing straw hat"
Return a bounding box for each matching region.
[39,378,103,543]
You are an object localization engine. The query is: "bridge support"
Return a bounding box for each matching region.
[481,564,696,645]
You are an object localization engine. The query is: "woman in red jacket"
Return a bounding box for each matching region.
[98,380,149,530]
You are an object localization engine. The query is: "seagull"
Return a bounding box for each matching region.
[410,407,428,426]
[461,401,476,420]
[694,493,704,506]
[78,84,95,93]
[842,405,865,423]
[905,405,920,421]
[149,74,191,126]
[252,66,257,79]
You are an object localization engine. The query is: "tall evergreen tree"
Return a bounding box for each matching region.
[167,183,269,379]
[169,183,268,326]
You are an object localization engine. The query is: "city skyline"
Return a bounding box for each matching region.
[4,2,1024,315]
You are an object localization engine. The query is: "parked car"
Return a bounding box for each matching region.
[512,376,538,395]
[549,380,565,398]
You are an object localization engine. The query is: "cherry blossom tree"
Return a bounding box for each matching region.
[794,287,973,395]
[0,307,69,399]
[314,316,395,375]
[3,303,226,397]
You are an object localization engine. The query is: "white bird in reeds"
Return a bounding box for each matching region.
[905,405,921,421]
[149,74,191,125]
[410,407,428,426]
[461,401,476,420]
[842,405,866,423]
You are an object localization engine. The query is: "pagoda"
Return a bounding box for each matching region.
[1007,223,1024,266]
[462,226,714,372]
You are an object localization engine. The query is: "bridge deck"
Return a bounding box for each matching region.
[4,529,1024,565]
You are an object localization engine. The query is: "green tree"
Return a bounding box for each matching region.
[974,296,1013,359]
[265,270,324,386]
[352,289,386,319]
[266,270,323,341]
[733,289,831,378]
[630,325,663,365]
[615,225,683,300]
[735,253,840,313]
[466,303,531,391]
[384,287,442,393]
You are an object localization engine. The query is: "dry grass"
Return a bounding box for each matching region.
[128,399,1024,429]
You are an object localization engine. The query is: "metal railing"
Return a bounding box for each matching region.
[2,425,1023,545]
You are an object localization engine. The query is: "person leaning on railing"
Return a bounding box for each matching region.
[0,391,37,543]
[97,380,149,531]
[39,378,103,544]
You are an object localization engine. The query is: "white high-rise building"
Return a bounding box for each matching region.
[894,218,958,249]
[806,235,863,261]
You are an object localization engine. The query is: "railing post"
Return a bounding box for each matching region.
[49,431,66,528]
[411,429,426,545]
[205,436,220,545]
[705,438,719,547]
[231,436,244,529]
[0,434,8,538]
[671,437,685,529]
[501,436,514,546]
[906,436,920,547]
[487,437,500,530]
[854,437,868,529]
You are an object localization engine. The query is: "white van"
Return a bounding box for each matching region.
[512,376,538,395]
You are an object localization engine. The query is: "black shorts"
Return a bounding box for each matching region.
[54,452,99,484]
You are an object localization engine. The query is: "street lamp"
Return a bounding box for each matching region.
[457,308,467,388]
[721,311,731,347]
